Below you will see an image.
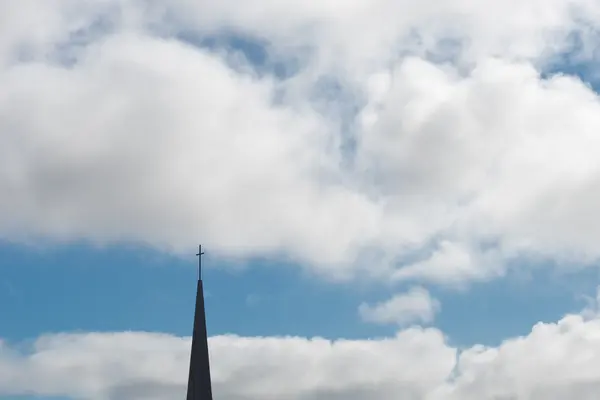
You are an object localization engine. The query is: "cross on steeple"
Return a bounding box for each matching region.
[196,245,205,281]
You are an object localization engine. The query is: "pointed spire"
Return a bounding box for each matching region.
[186,246,213,400]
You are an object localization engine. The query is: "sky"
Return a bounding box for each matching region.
[5,0,600,399]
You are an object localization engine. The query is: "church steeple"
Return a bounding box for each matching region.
[186,245,213,400]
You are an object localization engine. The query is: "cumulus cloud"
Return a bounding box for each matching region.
[358,286,440,326]
[3,0,600,283]
[6,307,600,399]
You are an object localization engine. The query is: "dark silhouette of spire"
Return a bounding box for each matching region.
[186,245,213,400]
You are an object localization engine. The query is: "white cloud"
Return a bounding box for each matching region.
[359,286,440,326]
[7,307,600,399]
[0,31,382,270]
[160,0,600,72]
[3,1,600,284]
[390,242,488,285]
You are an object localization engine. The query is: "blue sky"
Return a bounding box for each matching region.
[2,35,598,356]
[5,1,600,399]
[2,241,595,348]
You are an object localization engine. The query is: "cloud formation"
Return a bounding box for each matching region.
[3,0,600,283]
[5,305,600,399]
[358,286,440,326]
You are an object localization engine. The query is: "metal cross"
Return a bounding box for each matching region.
[196,244,205,281]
